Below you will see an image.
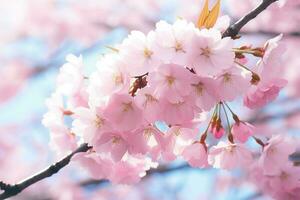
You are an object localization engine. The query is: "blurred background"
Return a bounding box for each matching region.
[0,0,299,199]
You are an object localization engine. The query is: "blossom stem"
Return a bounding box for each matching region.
[233,49,257,55]
[200,104,218,143]
[234,61,253,72]
[221,103,234,143]
[252,136,266,148]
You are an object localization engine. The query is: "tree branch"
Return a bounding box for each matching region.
[0,143,91,200]
[222,0,279,38]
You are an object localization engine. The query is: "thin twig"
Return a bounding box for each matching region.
[222,0,279,38]
[0,143,91,200]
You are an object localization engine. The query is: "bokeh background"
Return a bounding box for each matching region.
[0,0,299,199]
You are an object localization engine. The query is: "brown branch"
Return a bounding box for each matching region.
[222,0,279,38]
[0,143,91,200]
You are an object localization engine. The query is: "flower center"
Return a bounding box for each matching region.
[166,75,175,86]
[122,102,133,112]
[173,127,181,136]
[114,73,124,86]
[144,48,153,59]
[112,136,121,144]
[174,41,184,52]
[192,82,204,96]
[143,128,153,139]
[200,47,211,57]
[223,73,232,83]
[280,171,289,180]
[94,115,104,128]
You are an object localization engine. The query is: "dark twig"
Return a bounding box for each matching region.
[0,143,91,200]
[222,0,279,38]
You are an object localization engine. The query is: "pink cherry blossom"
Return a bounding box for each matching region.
[135,87,161,123]
[216,66,251,101]
[148,63,194,103]
[259,135,296,175]
[73,152,113,180]
[211,126,225,139]
[72,107,111,144]
[190,76,218,111]
[93,130,128,162]
[57,54,84,96]
[119,31,161,76]
[108,155,158,184]
[182,142,208,168]
[149,126,197,162]
[160,98,195,125]
[103,93,144,131]
[244,35,288,109]
[268,163,300,193]
[88,54,130,107]
[231,122,255,143]
[188,28,234,76]
[153,19,196,65]
[208,142,253,170]
[42,92,78,154]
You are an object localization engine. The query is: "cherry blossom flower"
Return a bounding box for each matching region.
[231,122,255,143]
[160,98,195,125]
[119,31,161,76]
[42,92,78,154]
[244,35,288,109]
[211,126,225,139]
[74,152,113,180]
[190,76,218,111]
[88,54,130,107]
[216,67,251,101]
[93,131,129,162]
[103,93,144,132]
[208,141,253,170]
[182,142,208,168]
[188,28,234,76]
[135,87,161,123]
[72,107,111,144]
[57,54,84,96]
[153,19,196,65]
[259,135,296,175]
[148,63,194,103]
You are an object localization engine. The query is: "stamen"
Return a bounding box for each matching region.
[166,75,175,85]
[144,48,153,58]
[122,102,133,112]
[200,47,211,57]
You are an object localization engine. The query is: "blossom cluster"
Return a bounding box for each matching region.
[43,16,297,197]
